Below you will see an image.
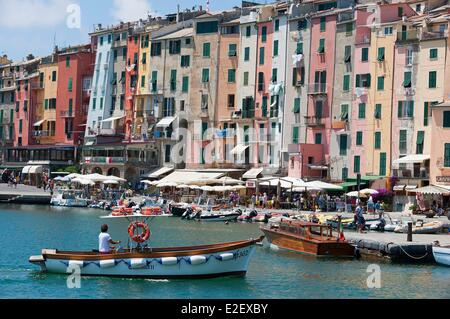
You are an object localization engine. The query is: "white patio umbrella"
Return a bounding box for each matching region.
[304,181,343,191]
[71,178,95,186]
[176,184,190,189]
[66,173,83,180]
[106,175,127,183]
[141,180,153,185]
[103,180,119,185]
[346,191,367,197]
[157,182,178,188]
[360,188,379,195]
[189,185,201,190]
[200,186,214,192]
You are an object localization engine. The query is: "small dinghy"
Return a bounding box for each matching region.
[29,211,263,279]
[197,209,242,222]
[432,244,450,266]
[394,220,444,234]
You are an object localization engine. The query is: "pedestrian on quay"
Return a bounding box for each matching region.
[263,192,268,208]
[251,193,256,209]
[355,203,366,233]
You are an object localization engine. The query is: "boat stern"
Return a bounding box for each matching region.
[29,255,47,271]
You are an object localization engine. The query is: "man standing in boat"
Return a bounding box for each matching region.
[99,224,121,253]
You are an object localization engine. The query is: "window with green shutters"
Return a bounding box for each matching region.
[342,167,349,180]
[356,131,363,146]
[182,76,189,93]
[92,98,96,110]
[345,22,353,35]
[10,109,13,122]
[228,69,236,83]
[403,71,411,88]
[275,19,280,32]
[340,104,349,120]
[358,103,366,119]
[377,76,384,91]
[262,96,268,117]
[141,75,145,88]
[318,38,325,53]
[339,134,348,155]
[142,52,147,64]
[416,131,424,154]
[68,99,73,116]
[374,132,381,149]
[66,56,70,67]
[314,133,322,145]
[399,130,407,153]
[19,120,22,134]
[228,44,237,57]
[246,26,251,37]
[151,71,157,92]
[243,72,249,86]
[44,99,49,110]
[377,47,385,61]
[344,45,351,63]
[170,70,177,91]
[261,26,267,42]
[296,42,303,54]
[430,48,438,60]
[398,101,414,118]
[271,68,277,83]
[293,98,300,113]
[445,143,450,167]
[202,68,209,83]
[181,55,190,67]
[100,97,103,109]
[0,110,3,124]
[380,153,387,176]
[424,102,429,126]
[292,127,299,144]
[68,77,73,92]
[52,71,57,82]
[203,42,210,57]
[343,74,350,91]
[244,47,250,61]
[120,96,124,110]
[113,49,118,62]
[429,71,437,88]
[354,156,361,173]
[320,17,326,32]
[361,47,368,62]
[273,40,279,56]
[259,47,265,65]
[375,104,382,119]
[443,111,450,128]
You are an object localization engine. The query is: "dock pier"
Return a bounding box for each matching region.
[0,184,51,205]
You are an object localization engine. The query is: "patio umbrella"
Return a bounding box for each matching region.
[360,188,379,195]
[157,182,178,188]
[71,178,95,186]
[103,180,119,185]
[200,186,214,192]
[176,184,190,189]
[346,191,367,197]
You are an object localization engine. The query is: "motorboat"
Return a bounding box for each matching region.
[29,212,263,279]
[432,244,450,266]
[261,219,355,257]
[50,190,89,208]
[394,220,444,234]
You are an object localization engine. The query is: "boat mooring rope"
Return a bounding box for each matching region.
[397,243,429,260]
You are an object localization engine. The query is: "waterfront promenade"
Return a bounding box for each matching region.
[0,184,51,204]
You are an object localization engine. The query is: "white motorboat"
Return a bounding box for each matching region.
[51,190,88,208]
[433,245,450,266]
[29,212,263,279]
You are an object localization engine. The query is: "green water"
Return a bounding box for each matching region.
[0,204,449,299]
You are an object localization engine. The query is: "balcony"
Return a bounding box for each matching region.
[33,130,50,137]
[304,116,326,127]
[392,168,429,179]
[420,30,448,41]
[60,110,74,118]
[87,157,125,164]
[307,83,327,95]
[242,109,255,119]
[396,30,419,43]
[154,129,172,139]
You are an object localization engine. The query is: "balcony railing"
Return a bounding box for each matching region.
[392,168,429,179]
[33,130,51,137]
[88,157,125,164]
[304,116,326,127]
[397,30,418,42]
[60,110,74,117]
[307,83,327,95]
[420,30,448,41]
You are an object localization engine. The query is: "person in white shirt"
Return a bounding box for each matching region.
[99,224,121,254]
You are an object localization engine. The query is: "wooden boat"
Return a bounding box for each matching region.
[432,245,450,266]
[29,212,263,279]
[261,219,355,257]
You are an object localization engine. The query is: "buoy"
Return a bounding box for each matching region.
[189,255,207,265]
[99,259,116,269]
[161,257,178,266]
[218,253,234,261]
[68,260,84,268]
[129,258,147,269]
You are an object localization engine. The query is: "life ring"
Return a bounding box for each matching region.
[112,207,133,217]
[128,221,151,243]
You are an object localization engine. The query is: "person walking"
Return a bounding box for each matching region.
[355,203,366,233]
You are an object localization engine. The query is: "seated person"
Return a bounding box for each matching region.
[99,224,121,253]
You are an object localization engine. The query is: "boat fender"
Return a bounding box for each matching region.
[189,255,207,265]
[130,258,147,269]
[161,257,178,266]
[68,260,84,269]
[99,259,116,269]
[218,253,234,261]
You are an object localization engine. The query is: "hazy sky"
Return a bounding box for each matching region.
[0,0,244,61]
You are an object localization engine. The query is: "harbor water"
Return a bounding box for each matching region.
[0,204,449,299]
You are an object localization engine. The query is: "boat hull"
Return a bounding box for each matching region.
[199,213,240,222]
[29,238,262,279]
[433,246,450,266]
[261,228,355,257]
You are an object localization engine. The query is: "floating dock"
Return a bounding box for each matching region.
[0,184,51,205]
[346,232,450,263]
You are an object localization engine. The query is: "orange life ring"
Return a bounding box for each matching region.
[141,206,163,216]
[112,207,133,216]
[128,221,151,243]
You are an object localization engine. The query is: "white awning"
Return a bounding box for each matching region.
[33,119,46,127]
[243,167,264,179]
[393,185,406,191]
[156,117,176,128]
[158,170,225,185]
[85,141,94,146]
[148,166,174,179]
[304,180,343,191]
[22,166,32,174]
[408,185,450,195]
[29,166,43,174]
[405,185,418,190]
[230,144,249,155]
[308,165,329,170]
[101,115,125,123]
[393,154,430,165]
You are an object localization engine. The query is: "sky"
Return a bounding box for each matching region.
[0,0,244,61]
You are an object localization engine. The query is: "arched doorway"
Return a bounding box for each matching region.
[107,167,121,177]
[91,167,103,174]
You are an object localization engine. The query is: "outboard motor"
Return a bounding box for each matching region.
[249,210,258,218]
[235,209,243,216]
